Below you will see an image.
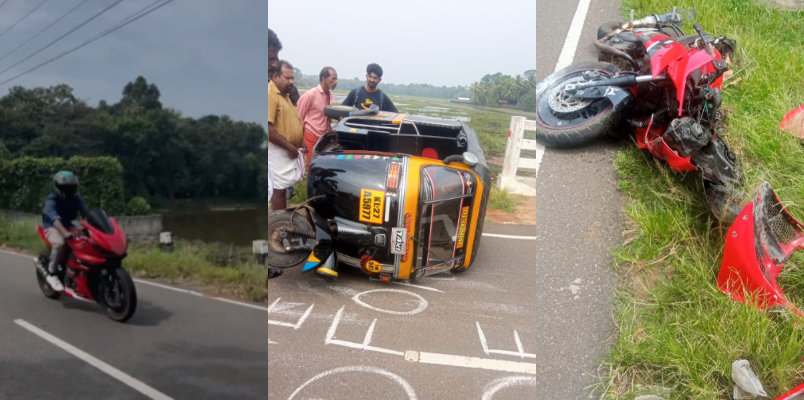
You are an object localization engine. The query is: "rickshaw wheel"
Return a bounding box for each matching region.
[267,209,315,268]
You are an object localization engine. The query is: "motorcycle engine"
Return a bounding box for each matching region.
[598,32,648,72]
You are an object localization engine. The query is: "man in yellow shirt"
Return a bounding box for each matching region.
[268,60,305,211]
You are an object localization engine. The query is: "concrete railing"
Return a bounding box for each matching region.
[497,116,545,197]
[0,210,163,238]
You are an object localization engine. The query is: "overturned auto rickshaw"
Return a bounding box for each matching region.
[267,105,491,282]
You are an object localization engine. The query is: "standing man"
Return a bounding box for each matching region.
[268,60,305,212]
[297,66,338,165]
[268,28,281,77]
[267,28,283,281]
[341,63,398,113]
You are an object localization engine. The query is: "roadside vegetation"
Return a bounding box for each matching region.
[0,214,269,302]
[601,0,804,398]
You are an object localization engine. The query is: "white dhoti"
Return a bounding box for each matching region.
[267,145,304,190]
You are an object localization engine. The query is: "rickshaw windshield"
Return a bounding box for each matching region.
[416,166,475,270]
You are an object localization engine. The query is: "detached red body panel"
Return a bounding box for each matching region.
[717,182,804,316]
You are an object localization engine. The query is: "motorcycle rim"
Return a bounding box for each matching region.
[535,68,614,129]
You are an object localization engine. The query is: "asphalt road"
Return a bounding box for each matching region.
[268,0,625,398]
[0,250,268,400]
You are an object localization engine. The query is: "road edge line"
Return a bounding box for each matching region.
[14,319,175,400]
[0,248,268,312]
[554,0,593,71]
[481,233,539,240]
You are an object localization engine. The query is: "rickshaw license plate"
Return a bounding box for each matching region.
[391,228,406,255]
[359,189,386,224]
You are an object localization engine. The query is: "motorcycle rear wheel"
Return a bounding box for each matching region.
[532,62,623,148]
[102,268,138,323]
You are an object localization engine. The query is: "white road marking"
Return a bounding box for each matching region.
[321,308,537,374]
[14,319,174,400]
[133,279,270,312]
[476,322,536,359]
[352,289,428,315]
[481,376,540,400]
[2,249,271,313]
[554,0,593,71]
[416,352,536,375]
[269,339,278,344]
[325,307,404,356]
[267,298,314,329]
[368,277,445,293]
[286,366,417,400]
[482,233,539,240]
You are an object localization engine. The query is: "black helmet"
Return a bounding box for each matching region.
[54,171,79,198]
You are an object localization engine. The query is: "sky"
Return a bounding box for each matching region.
[268,0,536,88]
[0,0,266,127]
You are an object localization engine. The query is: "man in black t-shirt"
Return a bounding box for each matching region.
[341,63,398,113]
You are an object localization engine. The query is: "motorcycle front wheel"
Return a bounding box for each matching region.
[532,62,623,148]
[35,255,61,300]
[101,267,138,323]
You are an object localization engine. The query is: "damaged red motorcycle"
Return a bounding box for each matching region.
[531,9,743,221]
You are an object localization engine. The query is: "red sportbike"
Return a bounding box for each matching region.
[35,209,138,323]
[532,8,742,221]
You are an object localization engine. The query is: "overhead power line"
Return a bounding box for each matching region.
[0,0,175,87]
[0,0,91,64]
[0,0,49,39]
[0,0,126,79]
[0,1,9,12]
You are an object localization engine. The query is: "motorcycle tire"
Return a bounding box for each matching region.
[267,209,315,268]
[35,255,61,300]
[597,21,623,40]
[102,267,138,323]
[532,62,623,148]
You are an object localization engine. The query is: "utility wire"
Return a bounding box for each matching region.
[0,1,9,12]
[0,0,91,63]
[0,0,174,87]
[0,0,49,39]
[0,0,126,79]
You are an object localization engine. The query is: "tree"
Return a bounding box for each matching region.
[0,77,268,201]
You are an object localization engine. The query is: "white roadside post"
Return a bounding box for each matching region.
[497,116,543,196]
[159,231,173,252]
[253,240,270,265]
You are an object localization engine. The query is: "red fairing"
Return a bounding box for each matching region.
[717,186,804,317]
[776,383,804,400]
[638,32,687,79]
[72,218,127,265]
[635,122,697,173]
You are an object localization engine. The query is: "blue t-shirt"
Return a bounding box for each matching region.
[42,191,89,229]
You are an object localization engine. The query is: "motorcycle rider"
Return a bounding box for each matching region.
[37,171,89,292]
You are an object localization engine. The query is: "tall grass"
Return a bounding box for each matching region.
[601,0,804,398]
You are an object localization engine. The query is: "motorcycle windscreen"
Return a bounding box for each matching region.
[415,166,475,271]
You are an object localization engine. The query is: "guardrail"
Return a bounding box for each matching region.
[497,116,544,197]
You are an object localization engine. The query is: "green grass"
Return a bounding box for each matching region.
[601,1,804,398]
[489,186,517,212]
[0,215,269,302]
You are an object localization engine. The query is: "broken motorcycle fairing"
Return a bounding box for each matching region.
[717,182,804,316]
